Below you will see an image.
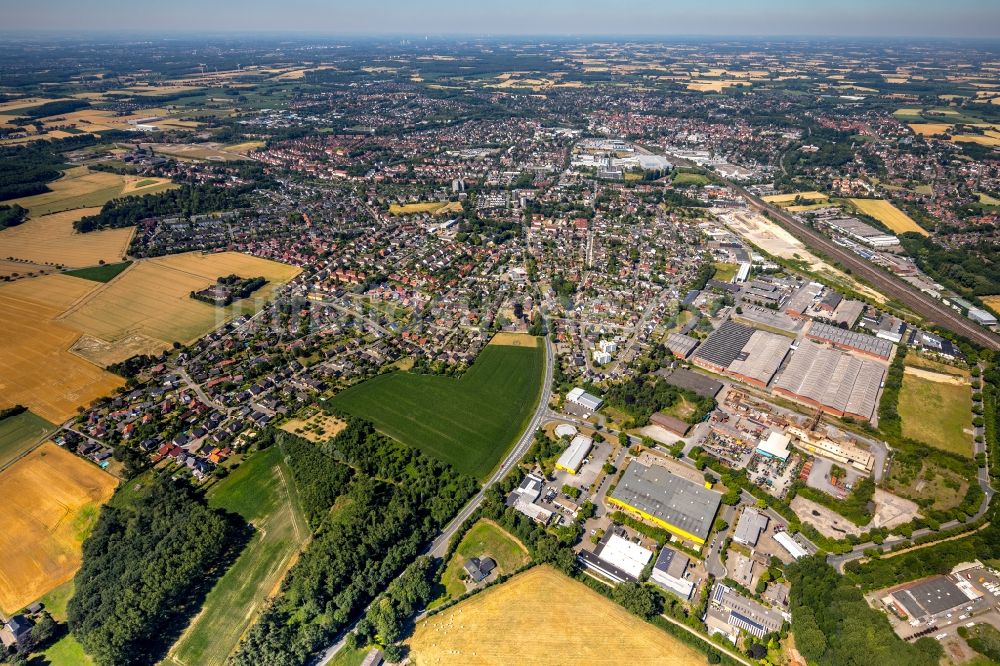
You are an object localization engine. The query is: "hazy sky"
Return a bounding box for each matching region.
[5,0,1000,38]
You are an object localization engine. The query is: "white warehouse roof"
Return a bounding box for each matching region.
[598,534,653,579]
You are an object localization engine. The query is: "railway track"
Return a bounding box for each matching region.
[733,185,1000,351]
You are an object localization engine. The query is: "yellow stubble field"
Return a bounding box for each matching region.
[60,251,302,347]
[0,208,133,268]
[409,566,707,666]
[848,198,929,236]
[0,275,124,423]
[0,443,117,614]
[8,166,175,217]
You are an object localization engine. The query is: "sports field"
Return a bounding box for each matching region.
[330,338,544,478]
[61,251,301,347]
[409,566,706,665]
[899,368,973,456]
[848,198,929,236]
[167,445,308,666]
[8,166,175,217]
[0,443,117,614]
[441,519,529,598]
[0,410,56,469]
[0,274,124,423]
[0,207,134,268]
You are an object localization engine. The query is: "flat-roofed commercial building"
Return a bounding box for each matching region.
[773,341,885,421]
[555,434,593,474]
[756,431,791,461]
[885,575,984,623]
[608,462,722,544]
[708,583,785,640]
[566,386,603,412]
[733,507,769,547]
[651,547,694,599]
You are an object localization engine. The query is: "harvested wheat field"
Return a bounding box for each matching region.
[0,275,123,422]
[762,191,829,204]
[9,166,175,217]
[0,208,133,268]
[849,198,929,236]
[61,252,301,346]
[982,295,1000,314]
[0,443,117,614]
[489,332,540,347]
[409,566,706,666]
[909,123,953,136]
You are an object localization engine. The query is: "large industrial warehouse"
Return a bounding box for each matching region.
[807,321,894,360]
[608,462,722,544]
[692,321,791,388]
[772,341,886,421]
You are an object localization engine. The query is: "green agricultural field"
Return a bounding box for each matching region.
[441,519,530,599]
[898,372,973,456]
[64,260,132,283]
[330,341,544,478]
[0,409,55,469]
[166,445,308,666]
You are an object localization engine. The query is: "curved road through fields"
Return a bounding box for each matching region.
[314,327,555,665]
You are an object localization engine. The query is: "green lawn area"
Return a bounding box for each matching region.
[441,519,530,599]
[713,262,739,283]
[0,409,55,469]
[165,445,308,666]
[672,170,710,186]
[328,644,372,666]
[898,372,973,456]
[42,633,94,666]
[330,341,544,478]
[37,579,74,620]
[64,260,133,283]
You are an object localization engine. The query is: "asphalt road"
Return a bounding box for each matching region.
[313,328,555,665]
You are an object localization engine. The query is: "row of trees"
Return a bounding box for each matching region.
[74,182,258,232]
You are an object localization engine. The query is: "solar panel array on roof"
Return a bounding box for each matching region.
[808,321,894,359]
[610,462,722,542]
[693,321,755,368]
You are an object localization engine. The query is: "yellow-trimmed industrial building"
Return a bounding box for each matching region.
[608,462,722,545]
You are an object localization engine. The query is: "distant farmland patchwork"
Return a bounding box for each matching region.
[331,337,544,478]
[0,444,117,614]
